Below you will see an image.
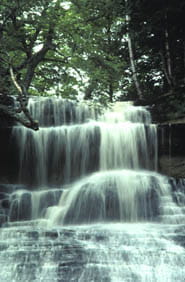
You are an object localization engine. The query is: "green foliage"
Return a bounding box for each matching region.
[0,0,185,115]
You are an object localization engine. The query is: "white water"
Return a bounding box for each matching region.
[0,98,185,281]
[12,101,157,186]
[45,170,171,225]
[0,223,185,281]
[28,97,99,126]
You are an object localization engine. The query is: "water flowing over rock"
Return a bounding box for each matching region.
[12,100,157,186]
[0,98,185,281]
[46,170,167,225]
[28,97,99,126]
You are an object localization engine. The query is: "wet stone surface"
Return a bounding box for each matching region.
[0,223,185,281]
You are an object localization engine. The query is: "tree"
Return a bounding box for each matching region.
[70,0,128,103]
[1,0,185,126]
[0,0,80,128]
[125,0,143,100]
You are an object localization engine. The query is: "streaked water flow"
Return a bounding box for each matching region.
[0,98,185,281]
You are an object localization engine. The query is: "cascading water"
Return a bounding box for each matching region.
[0,97,185,281]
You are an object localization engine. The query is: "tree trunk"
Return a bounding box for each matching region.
[183,41,185,81]
[109,82,113,102]
[160,51,172,88]
[125,0,143,100]
[24,27,54,90]
[10,66,39,130]
[164,10,174,88]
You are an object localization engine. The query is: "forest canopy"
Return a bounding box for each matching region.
[0,0,185,127]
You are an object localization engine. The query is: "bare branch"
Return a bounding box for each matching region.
[9,66,39,130]
[10,67,22,94]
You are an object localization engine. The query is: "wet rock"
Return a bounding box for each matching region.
[9,192,32,221]
[1,199,10,209]
[0,94,14,106]
[0,128,19,183]
[105,188,120,221]
[169,226,185,248]
[158,124,185,178]
[0,184,27,193]
[39,190,62,215]
[0,242,9,251]
[0,184,14,193]
[95,234,107,241]
[172,235,185,248]
[45,230,59,239]
[0,214,8,226]
[27,231,39,240]
[0,95,15,127]
[169,178,185,205]
[0,192,8,200]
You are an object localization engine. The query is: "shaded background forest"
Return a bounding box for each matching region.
[0,0,185,127]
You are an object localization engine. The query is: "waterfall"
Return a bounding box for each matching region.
[12,100,157,186]
[0,98,185,281]
[28,97,99,126]
[45,170,169,225]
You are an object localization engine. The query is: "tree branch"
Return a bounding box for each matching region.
[0,104,38,129]
[9,66,39,130]
[23,26,55,90]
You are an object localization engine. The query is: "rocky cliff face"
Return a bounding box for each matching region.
[0,128,19,183]
[158,124,185,178]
